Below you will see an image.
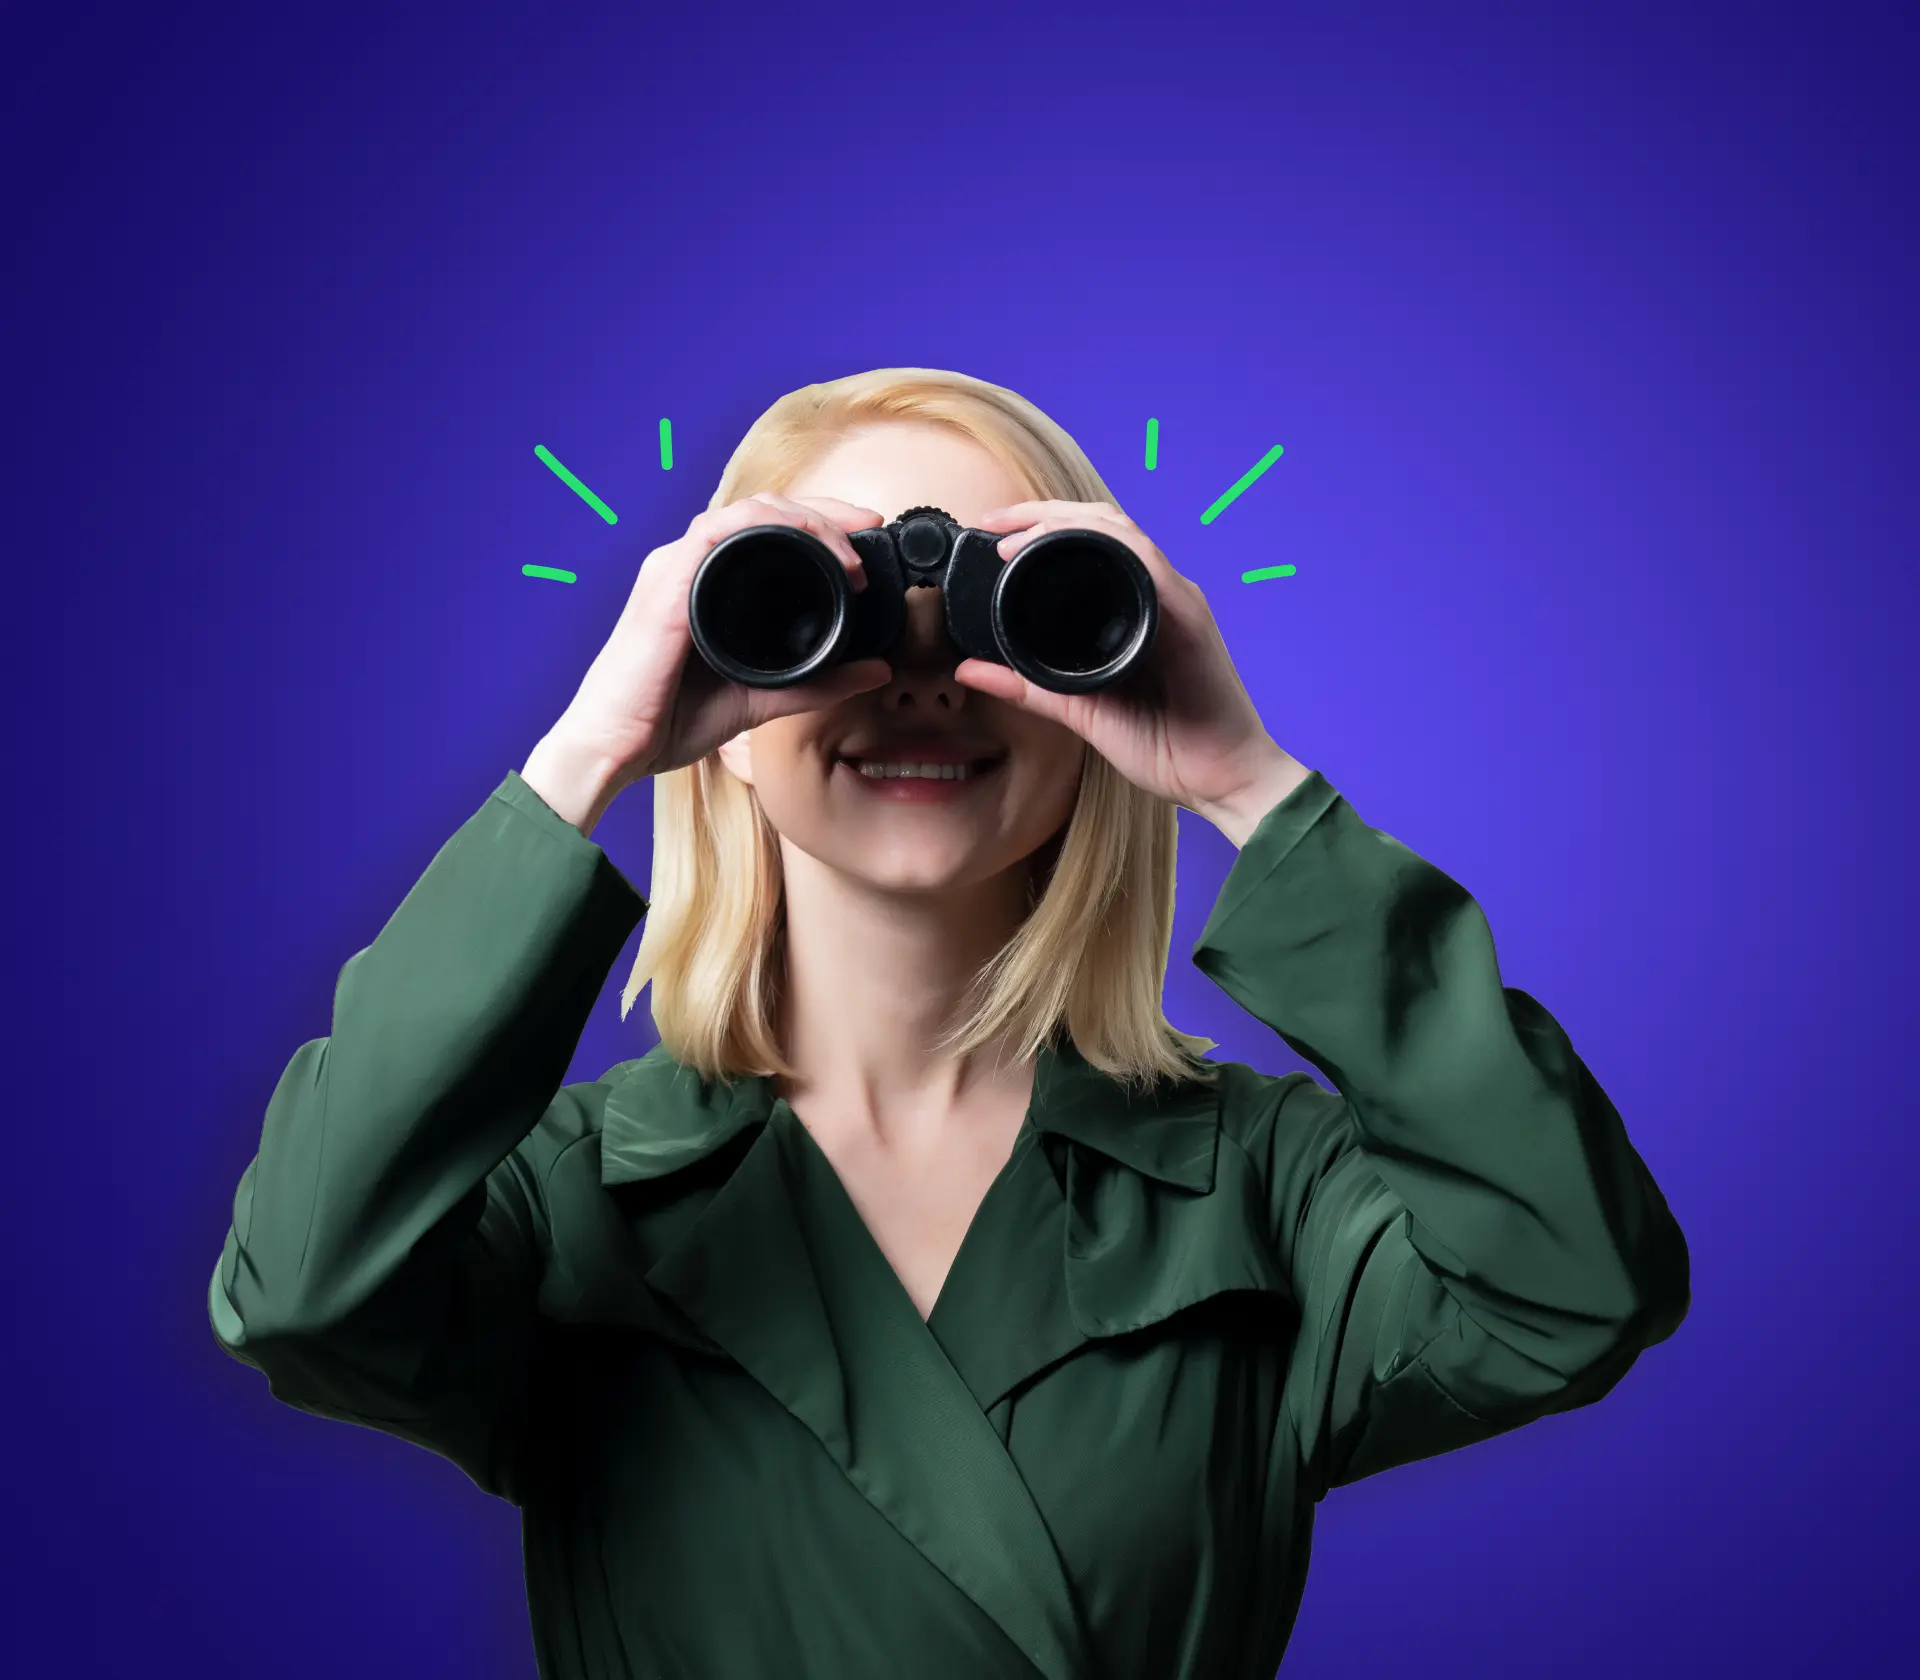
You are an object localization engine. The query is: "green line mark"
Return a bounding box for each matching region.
[1201,444,1284,524]
[522,564,578,584]
[1144,418,1159,471]
[534,445,618,524]
[1241,564,1297,583]
[659,417,674,470]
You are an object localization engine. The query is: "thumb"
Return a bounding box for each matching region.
[750,657,893,724]
[953,658,1075,727]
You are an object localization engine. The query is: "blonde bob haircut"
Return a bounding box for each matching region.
[620,367,1216,1091]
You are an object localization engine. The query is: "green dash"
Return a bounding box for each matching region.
[1201,445,1284,524]
[659,417,673,470]
[522,564,578,583]
[1241,565,1297,583]
[535,445,618,524]
[1144,418,1159,471]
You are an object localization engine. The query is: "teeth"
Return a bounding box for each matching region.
[853,760,979,781]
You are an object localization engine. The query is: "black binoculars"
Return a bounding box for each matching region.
[687,504,1158,694]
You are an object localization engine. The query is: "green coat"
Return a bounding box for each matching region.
[208,766,1688,1680]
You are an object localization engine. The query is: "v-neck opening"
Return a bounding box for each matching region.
[737,1104,1093,1680]
[776,1100,1039,1339]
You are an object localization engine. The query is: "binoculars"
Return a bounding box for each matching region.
[687,504,1158,694]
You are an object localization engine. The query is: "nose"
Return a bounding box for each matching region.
[877,586,968,715]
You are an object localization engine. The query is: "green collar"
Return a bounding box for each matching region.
[597,1035,1222,1193]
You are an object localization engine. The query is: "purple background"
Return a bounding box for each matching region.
[5,1,1912,1674]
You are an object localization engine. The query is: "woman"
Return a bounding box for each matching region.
[208,367,1689,1680]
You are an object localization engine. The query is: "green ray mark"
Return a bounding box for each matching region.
[659,417,674,470]
[1144,418,1159,470]
[1201,445,1284,524]
[522,564,578,583]
[1241,564,1297,583]
[535,445,618,524]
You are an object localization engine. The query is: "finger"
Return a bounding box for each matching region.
[745,493,870,591]
[747,657,893,725]
[952,658,1078,727]
[992,509,1200,602]
[627,493,845,627]
[989,505,1137,552]
[1013,514,1205,614]
[991,510,1131,556]
[676,495,836,563]
[628,496,803,608]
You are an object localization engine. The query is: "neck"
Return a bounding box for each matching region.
[772,836,1036,1141]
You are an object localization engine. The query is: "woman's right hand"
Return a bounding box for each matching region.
[527,493,893,817]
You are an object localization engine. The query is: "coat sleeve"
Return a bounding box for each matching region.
[206,770,648,1505]
[1193,770,1689,1500]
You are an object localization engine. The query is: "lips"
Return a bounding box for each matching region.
[832,731,1009,789]
[841,756,1005,782]
[835,732,1006,777]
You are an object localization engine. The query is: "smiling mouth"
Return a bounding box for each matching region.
[836,755,1008,782]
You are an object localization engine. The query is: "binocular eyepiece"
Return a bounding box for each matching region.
[687,505,1158,694]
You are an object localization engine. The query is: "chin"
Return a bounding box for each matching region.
[825,841,994,896]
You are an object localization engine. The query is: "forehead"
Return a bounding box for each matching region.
[786,423,1032,524]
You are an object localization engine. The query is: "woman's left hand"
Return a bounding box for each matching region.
[955,500,1313,842]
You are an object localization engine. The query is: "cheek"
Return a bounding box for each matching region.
[745,755,831,840]
[1011,743,1087,842]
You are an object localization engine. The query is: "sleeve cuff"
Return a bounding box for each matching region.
[486,768,650,916]
[1192,767,1343,957]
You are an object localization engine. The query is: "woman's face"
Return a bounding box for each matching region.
[714,423,1087,896]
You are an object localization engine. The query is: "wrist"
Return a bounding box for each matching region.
[520,730,629,839]
[1197,744,1313,848]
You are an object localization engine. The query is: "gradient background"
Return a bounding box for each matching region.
[5,0,1913,1674]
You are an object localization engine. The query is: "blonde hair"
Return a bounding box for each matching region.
[619,367,1215,1090]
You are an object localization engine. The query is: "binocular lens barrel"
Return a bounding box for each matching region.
[688,531,848,684]
[994,534,1154,690]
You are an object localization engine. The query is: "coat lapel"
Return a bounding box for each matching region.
[777,1106,1095,1680]
[589,1041,1294,1678]
[598,1051,1091,1680]
[923,1123,1083,1416]
[1029,1043,1294,1338]
[932,1041,1294,1409]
